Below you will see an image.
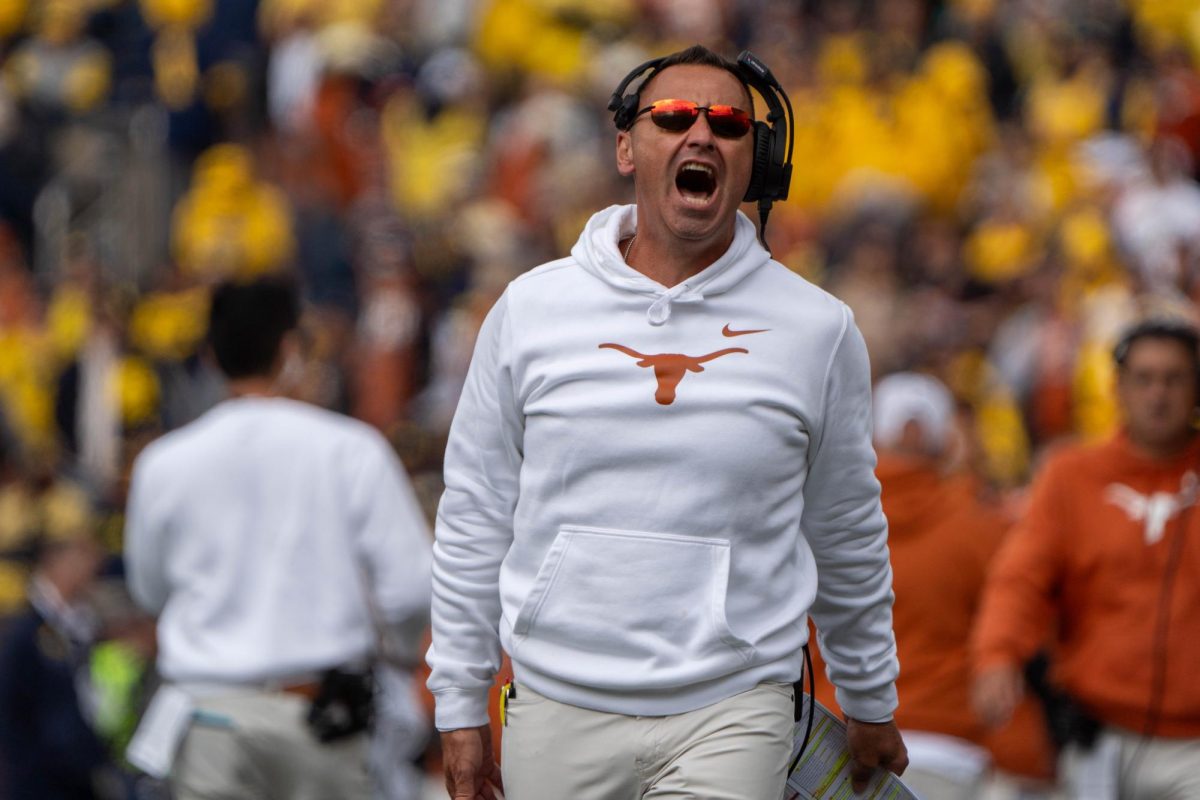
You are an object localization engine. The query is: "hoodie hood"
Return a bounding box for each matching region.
[571,204,771,326]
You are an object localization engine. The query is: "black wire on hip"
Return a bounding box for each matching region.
[787,643,817,777]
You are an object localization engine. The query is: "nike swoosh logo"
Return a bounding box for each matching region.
[722,324,770,337]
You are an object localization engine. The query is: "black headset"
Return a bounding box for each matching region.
[608,50,795,250]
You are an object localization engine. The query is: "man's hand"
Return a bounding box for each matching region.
[845,718,908,794]
[972,663,1024,729]
[441,725,504,800]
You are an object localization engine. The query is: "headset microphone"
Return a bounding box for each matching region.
[737,51,780,91]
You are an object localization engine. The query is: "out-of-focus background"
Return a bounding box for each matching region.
[0,0,1196,796]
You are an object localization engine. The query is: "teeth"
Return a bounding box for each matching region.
[681,163,714,177]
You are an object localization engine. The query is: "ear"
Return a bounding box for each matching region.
[616,131,635,177]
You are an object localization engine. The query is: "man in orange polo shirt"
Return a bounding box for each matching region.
[973,318,1200,799]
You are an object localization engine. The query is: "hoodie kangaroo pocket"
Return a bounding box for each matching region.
[511,525,752,682]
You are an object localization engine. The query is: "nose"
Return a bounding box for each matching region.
[683,111,718,149]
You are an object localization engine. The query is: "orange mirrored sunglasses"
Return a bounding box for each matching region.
[634,99,754,139]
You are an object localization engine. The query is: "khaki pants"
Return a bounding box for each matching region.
[501,681,794,800]
[172,690,371,800]
[1060,726,1200,800]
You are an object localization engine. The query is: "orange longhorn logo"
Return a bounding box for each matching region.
[599,343,748,405]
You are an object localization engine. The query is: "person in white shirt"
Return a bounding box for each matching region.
[428,45,907,800]
[124,277,432,800]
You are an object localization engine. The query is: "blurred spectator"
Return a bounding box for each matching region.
[973,317,1200,799]
[325,118,415,427]
[0,518,115,799]
[125,274,217,431]
[54,285,160,500]
[171,142,296,280]
[0,244,54,459]
[3,0,112,117]
[0,467,92,617]
[381,51,486,222]
[810,372,1053,799]
[261,6,323,136]
[1111,136,1200,297]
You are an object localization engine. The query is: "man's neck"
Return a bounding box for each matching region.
[227,375,279,398]
[1127,430,1198,461]
[625,225,735,288]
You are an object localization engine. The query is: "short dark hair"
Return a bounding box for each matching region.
[208,277,300,379]
[636,45,754,115]
[1113,318,1200,371]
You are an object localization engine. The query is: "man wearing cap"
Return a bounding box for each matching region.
[811,372,1055,798]
[973,318,1200,798]
[428,45,906,800]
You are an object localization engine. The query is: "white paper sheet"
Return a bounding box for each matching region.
[125,685,195,779]
[785,695,919,800]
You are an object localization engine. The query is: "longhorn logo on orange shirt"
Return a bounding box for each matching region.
[1105,471,1197,545]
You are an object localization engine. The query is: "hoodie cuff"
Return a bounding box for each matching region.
[434,687,493,732]
[835,683,898,725]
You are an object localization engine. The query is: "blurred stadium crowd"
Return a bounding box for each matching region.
[0,0,1198,795]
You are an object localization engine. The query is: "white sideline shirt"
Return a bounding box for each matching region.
[125,396,432,685]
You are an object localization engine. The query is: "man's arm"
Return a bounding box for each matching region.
[971,461,1066,727]
[441,726,503,800]
[349,432,433,666]
[802,308,898,720]
[426,293,522,798]
[846,718,908,793]
[123,452,170,614]
[801,308,905,784]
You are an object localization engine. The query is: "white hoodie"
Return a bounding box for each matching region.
[428,205,898,730]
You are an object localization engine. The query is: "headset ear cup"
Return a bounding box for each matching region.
[745,121,772,202]
[613,94,640,131]
[609,56,665,131]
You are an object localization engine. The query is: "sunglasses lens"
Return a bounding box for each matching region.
[646,100,752,138]
[707,106,752,138]
[650,100,700,132]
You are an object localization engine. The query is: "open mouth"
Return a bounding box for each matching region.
[675,162,717,205]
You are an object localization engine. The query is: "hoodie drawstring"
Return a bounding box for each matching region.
[646,285,705,326]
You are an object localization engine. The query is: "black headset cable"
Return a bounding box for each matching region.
[788,642,817,777]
